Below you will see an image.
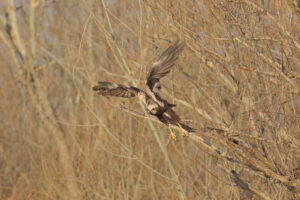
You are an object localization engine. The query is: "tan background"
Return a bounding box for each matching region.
[0,0,300,199]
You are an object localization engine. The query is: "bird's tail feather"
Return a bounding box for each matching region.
[167,102,176,107]
[165,108,180,122]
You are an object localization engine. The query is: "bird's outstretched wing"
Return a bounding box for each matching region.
[92,81,138,98]
[146,40,185,91]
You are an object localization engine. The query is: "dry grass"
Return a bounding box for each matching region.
[0,0,300,199]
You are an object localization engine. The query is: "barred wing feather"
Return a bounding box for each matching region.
[92,81,137,98]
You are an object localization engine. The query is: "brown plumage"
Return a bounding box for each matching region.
[93,40,188,139]
[93,82,137,98]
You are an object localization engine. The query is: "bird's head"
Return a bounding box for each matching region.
[147,104,159,115]
[153,82,162,92]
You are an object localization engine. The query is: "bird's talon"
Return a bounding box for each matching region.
[171,132,177,140]
[181,128,189,136]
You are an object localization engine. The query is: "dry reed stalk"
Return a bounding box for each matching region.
[4,1,81,198]
[81,1,188,199]
[1,0,300,199]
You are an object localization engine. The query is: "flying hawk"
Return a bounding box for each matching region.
[93,40,188,140]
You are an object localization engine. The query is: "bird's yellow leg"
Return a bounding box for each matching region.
[177,123,189,136]
[168,126,177,140]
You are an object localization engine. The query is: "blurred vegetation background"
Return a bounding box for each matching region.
[0,0,300,199]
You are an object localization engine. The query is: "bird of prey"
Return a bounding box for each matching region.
[93,40,188,140]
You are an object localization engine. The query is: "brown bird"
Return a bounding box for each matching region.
[93,40,188,140]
